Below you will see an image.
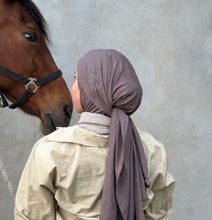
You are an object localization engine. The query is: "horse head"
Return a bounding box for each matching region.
[0,0,73,134]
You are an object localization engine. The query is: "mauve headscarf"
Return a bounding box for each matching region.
[77,49,150,220]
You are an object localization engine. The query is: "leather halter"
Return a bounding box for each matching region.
[0,65,62,109]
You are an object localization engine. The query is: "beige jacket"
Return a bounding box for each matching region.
[14,125,175,220]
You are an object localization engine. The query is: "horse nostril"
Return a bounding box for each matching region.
[63,104,72,124]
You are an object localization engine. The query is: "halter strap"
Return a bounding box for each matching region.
[0,65,62,109]
[0,66,29,85]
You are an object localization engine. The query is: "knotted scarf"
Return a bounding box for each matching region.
[77,49,150,220]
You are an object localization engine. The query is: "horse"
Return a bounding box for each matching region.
[0,0,73,134]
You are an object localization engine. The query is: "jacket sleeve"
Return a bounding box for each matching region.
[14,140,57,220]
[140,132,175,220]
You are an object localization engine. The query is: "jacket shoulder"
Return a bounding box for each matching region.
[138,130,166,153]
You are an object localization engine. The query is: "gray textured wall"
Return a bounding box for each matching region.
[0,0,212,219]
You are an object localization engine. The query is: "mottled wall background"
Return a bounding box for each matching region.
[0,0,212,219]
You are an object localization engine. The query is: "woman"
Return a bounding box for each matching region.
[14,49,174,220]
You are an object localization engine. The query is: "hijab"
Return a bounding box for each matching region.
[77,49,150,220]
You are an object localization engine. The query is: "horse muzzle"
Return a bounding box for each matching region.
[41,103,72,134]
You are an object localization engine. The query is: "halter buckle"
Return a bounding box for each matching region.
[0,92,9,108]
[0,95,5,108]
[25,78,39,93]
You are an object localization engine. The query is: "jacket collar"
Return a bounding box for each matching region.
[45,125,108,148]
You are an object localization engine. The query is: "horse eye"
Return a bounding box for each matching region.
[23,32,39,43]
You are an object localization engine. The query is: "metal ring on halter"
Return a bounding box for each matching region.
[25,77,40,93]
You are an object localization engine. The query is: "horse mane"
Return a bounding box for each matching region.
[17,0,49,42]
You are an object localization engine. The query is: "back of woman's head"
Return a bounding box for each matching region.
[77,49,142,116]
[77,49,150,220]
